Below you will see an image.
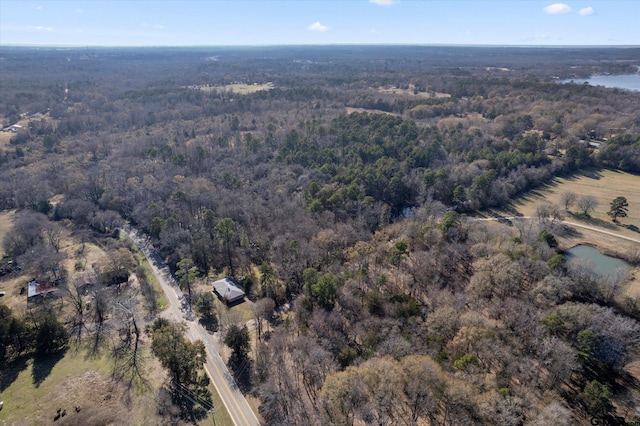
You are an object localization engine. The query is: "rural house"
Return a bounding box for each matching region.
[27,278,58,299]
[212,278,245,304]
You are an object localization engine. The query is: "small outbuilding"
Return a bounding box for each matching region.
[212,278,245,304]
[5,124,23,133]
[27,278,58,299]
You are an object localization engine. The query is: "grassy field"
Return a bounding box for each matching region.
[0,341,230,425]
[512,169,640,238]
[0,342,165,425]
[188,83,273,95]
[377,84,451,99]
[346,107,400,116]
[493,168,640,299]
[0,297,232,426]
[130,249,169,312]
[0,131,12,149]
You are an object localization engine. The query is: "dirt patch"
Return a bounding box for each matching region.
[624,360,640,384]
[346,107,400,116]
[46,371,128,426]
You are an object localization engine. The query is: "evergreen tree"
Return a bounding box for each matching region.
[607,196,629,221]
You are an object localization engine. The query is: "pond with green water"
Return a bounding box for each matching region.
[566,245,630,278]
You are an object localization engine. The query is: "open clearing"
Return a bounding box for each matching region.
[512,169,640,235]
[346,107,400,116]
[0,343,168,426]
[377,84,450,99]
[0,131,12,148]
[188,83,273,95]
[497,168,640,299]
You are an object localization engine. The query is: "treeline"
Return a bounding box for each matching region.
[254,212,640,424]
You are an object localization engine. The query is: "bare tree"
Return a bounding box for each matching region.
[43,222,63,252]
[89,286,109,356]
[252,297,276,342]
[529,401,573,426]
[600,267,630,304]
[535,202,552,223]
[66,279,86,344]
[577,195,598,217]
[3,210,46,256]
[559,191,577,211]
[112,294,148,394]
[538,337,580,389]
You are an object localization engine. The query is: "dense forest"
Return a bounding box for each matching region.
[1,45,640,425]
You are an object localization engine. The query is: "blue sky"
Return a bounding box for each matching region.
[1,1,638,46]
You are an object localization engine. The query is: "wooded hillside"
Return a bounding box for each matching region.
[1,45,640,425]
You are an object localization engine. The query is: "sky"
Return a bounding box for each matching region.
[1,1,639,46]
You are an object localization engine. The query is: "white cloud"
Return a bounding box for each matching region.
[308,22,330,32]
[27,25,54,31]
[579,6,594,16]
[369,0,397,5]
[141,22,166,30]
[543,3,572,14]
[36,5,43,10]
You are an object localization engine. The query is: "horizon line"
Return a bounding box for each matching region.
[2,43,640,49]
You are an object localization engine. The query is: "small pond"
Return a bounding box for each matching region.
[566,245,630,278]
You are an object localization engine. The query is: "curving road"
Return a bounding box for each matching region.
[475,215,640,244]
[122,227,260,426]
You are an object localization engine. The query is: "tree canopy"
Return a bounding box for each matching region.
[607,196,629,221]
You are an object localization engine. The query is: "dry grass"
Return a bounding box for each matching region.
[0,209,16,244]
[346,107,400,116]
[0,344,170,426]
[514,169,640,230]
[188,83,273,95]
[501,168,640,299]
[377,84,450,99]
[0,210,22,312]
[129,248,169,312]
[0,131,13,148]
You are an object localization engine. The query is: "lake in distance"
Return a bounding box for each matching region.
[562,72,640,91]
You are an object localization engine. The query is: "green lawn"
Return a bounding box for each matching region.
[0,344,114,425]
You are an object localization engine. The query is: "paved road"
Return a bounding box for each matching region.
[122,227,260,426]
[476,215,640,244]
